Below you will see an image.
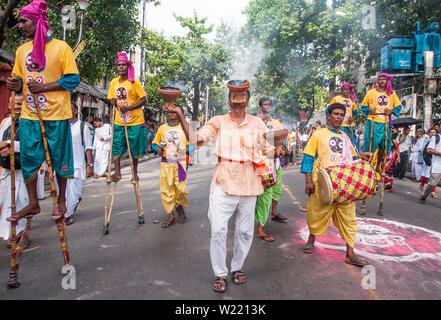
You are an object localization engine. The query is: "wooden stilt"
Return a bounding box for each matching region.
[378,114,389,216]
[104,103,116,234]
[34,95,70,266]
[118,104,144,223]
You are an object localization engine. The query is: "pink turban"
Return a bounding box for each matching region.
[377,73,394,96]
[116,52,135,82]
[341,82,356,101]
[19,0,49,68]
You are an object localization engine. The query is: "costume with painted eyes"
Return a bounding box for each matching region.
[12,39,79,121]
[151,122,189,215]
[108,79,146,127]
[329,95,358,138]
[360,87,402,155]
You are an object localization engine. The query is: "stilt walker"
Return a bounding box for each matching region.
[104,103,117,234]
[359,73,402,216]
[34,95,71,265]
[107,51,147,228]
[5,0,79,287]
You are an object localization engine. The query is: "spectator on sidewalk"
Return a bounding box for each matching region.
[419,128,441,203]
[411,128,425,182]
[420,127,438,198]
[395,127,411,179]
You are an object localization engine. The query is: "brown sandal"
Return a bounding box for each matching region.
[232,270,246,285]
[161,217,175,228]
[212,277,227,293]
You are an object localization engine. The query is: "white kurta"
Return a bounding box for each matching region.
[65,120,93,218]
[93,124,111,176]
[0,117,28,240]
[411,137,425,182]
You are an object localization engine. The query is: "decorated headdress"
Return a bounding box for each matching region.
[341,82,356,101]
[377,73,394,96]
[19,0,49,68]
[116,51,135,82]
[227,80,250,103]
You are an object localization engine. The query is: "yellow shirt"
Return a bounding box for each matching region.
[196,113,274,196]
[13,38,79,121]
[361,89,401,123]
[330,95,357,127]
[152,122,188,164]
[303,128,356,187]
[264,118,282,131]
[107,77,146,126]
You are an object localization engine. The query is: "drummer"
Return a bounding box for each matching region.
[300,103,373,267]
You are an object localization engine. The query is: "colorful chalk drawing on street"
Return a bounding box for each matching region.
[299,218,441,264]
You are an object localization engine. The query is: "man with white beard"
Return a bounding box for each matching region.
[93,117,111,179]
[64,104,93,225]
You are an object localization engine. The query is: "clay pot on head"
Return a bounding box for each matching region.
[157,87,182,110]
[227,80,250,103]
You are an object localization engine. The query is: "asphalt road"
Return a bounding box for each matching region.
[1,150,441,300]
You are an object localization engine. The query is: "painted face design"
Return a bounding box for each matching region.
[165,129,181,160]
[116,87,128,101]
[25,52,45,72]
[25,75,48,111]
[377,95,389,108]
[328,136,343,153]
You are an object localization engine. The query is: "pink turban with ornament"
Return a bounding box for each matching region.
[116,52,135,82]
[377,73,394,95]
[19,0,49,68]
[341,82,356,101]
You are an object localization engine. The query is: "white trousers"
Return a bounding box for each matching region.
[208,184,256,277]
[0,170,28,240]
[37,169,45,200]
[94,149,109,176]
[65,178,85,218]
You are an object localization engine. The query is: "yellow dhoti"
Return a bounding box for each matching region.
[159,162,188,214]
[306,192,357,247]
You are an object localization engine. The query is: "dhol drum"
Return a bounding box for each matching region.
[317,161,380,205]
[260,158,278,189]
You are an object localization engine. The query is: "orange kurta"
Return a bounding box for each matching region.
[197,113,274,196]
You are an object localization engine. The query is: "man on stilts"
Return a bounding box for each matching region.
[359,73,402,215]
[107,52,147,182]
[5,0,78,288]
[330,82,358,144]
[105,52,146,230]
[6,0,79,222]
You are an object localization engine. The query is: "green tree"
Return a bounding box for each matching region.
[174,13,233,121]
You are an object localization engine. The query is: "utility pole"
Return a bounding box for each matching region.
[424,51,436,130]
[205,86,210,123]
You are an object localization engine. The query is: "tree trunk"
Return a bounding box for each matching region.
[0,0,22,48]
[192,83,200,121]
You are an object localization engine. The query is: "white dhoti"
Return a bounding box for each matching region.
[65,177,85,218]
[208,184,256,277]
[94,149,109,176]
[0,169,29,240]
[37,169,46,200]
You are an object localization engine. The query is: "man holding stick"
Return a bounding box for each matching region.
[107,52,147,182]
[6,0,80,222]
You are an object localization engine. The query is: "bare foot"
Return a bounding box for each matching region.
[257,231,274,242]
[52,204,66,221]
[176,205,186,223]
[7,204,40,222]
[111,174,122,182]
